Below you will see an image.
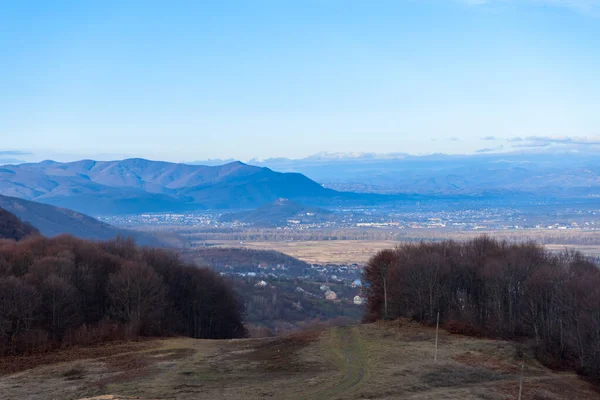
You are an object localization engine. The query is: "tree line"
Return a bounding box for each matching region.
[0,235,245,355]
[363,236,600,384]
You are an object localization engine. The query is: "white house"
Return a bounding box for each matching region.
[353,295,364,305]
[325,290,337,301]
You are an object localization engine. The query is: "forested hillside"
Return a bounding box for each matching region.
[0,207,39,241]
[363,237,600,384]
[232,276,361,337]
[0,236,245,355]
[0,194,172,246]
[184,247,310,275]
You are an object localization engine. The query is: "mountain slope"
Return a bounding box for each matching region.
[0,159,336,214]
[0,194,167,245]
[0,206,39,240]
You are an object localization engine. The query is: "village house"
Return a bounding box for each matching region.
[325,290,337,301]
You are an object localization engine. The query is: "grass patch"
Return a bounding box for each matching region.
[422,364,512,387]
[0,340,158,376]
[62,364,86,380]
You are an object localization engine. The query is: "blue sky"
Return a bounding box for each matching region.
[1,0,599,162]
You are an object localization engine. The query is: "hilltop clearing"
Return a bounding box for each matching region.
[0,322,597,399]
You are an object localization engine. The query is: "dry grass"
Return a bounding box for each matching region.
[206,237,600,264]
[209,239,402,263]
[0,340,158,376]
[0,322,596,400]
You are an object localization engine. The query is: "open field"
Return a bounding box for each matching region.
[1,322,597,400]
[215,239,401,264]
[205,237,600,264]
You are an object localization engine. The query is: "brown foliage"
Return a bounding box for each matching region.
[0,235,246,356]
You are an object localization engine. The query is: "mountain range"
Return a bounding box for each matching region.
[0,159,337,215]
[4,152,595,220]
[234,151,600,197]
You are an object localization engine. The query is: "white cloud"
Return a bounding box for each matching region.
[508,135,600,151]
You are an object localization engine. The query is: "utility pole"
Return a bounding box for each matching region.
[518,363,524,400]
[434,311,440,362]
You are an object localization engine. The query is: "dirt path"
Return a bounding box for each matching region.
[310,326,369,400]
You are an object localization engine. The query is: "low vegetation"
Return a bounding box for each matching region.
[2,323,597,399]
[363,236,600,384]
[0,235,245,356]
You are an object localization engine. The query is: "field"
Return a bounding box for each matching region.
[206,237,600,264]
[1,322,597,400]
[216,239,400,264]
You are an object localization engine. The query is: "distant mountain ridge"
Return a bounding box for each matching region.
[246,152,600,197]
[0,159,336,215]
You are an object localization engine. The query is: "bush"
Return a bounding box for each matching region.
[445,320,484,337]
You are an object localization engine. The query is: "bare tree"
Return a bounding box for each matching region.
[108,261,166,336]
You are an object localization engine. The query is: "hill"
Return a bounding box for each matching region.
[183,246,310,273]
[0,159,336,215]
[0,206,39,240]
[219,198,333,227]
[0,194,171,246]
[1,322,596,399]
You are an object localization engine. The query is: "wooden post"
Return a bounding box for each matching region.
[518,363,524,400]
[434,311,440,362]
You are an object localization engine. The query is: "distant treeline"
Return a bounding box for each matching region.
[179,227,600,246]
[182,228,401,242]
[0,235,245,355]
[363,236,600,384]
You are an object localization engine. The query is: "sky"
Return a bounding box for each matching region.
[1,0,599,163]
